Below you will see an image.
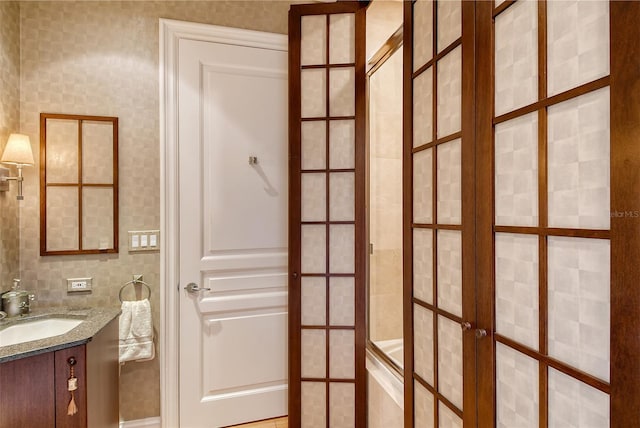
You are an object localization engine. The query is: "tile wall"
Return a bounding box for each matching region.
[11,1,292,420]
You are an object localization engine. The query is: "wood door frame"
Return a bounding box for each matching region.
[475,1,640,427]
[159,19,287,428]
[288,2,368,426]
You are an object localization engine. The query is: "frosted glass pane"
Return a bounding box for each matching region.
[301,121,326,170]
[301,69,326,118]
[413,67,433,147]
[301,330,326,378]
[46,186,79,251]
[301,15,326,66]
[495,233,539,350]
[301,225,326,273]
[437,230,462,317]
[302,382,326,428]
[548,237,610,381]
[329,330,355,379]
[547,0,609,96]
[496,343,539,428]
[413,0,433,71]
[495,0,538,116]
[548,368,610,428]
[437,138,461,225]
[439,401,462,428]
[548,88,610,229]
[330,277,355,326]
[415,381,435,428]
[495,112,539,227]
[437,0,461,52]
[82,121,113,184]
[438,315,463,410]
[414,305,434,386]
[329,225,354,273]
[330,172,354,221]
[436,47,462,137]
[329,14,355,64]
[413,228,433,304]
[329,120,355,169]
[301,173,326,222]
[82,187,113,250]
[329,67,355,117]
[329,383,355,428]
[413,149,433,223]
[302,277,326,326]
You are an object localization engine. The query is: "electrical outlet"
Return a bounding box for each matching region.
[67,277,93,293]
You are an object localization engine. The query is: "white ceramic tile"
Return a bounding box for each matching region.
[548,368,610,428]
[301,173,326,222]
[437,138,462,225]
[329,329,355,379]
[414,304,435,386]
[301,225,326,274]
[329,225,355,274]
[301,15,326,66]
[302,329,327,378]
[413,67,433,147]
[547,0,609,96]
[495,233,539,350]
[495,112,539,227]
[547,88,610,230]
[496,343,539,428]
[437,0,461,52]
[438,315,463,411]
[329,119,355,169]
[330,277,355,326]
[329,67,355,117]
[301,69,326,118]
[413,149,433,224]
[413,0,433,72]
[329,13,355,64]
[302,382,327,428]
[302,277,326,326]
[414,381,435,428]
[301,121,326,170]
[438,401,462,428]
[548,237,610,381]
[494,0,538,116]
[436,47,462,138]
[330,382,355,428]
[437,230,462,317]
[330,172,354,221]
[413,228,434,304]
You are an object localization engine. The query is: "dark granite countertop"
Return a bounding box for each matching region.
[0,307,121,363]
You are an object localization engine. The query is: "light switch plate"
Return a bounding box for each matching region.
[128,230,160,252]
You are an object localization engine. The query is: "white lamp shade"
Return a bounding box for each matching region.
[1,133,34,166]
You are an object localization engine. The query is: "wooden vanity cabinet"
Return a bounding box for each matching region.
[0,318,118,428]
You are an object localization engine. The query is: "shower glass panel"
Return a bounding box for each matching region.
[368,45,403,370]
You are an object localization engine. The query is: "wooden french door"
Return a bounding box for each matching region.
[289,2,367,427]
[404,0,640,427]
[475,1,640,428]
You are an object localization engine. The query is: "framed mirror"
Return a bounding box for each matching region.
[40,113,119,256]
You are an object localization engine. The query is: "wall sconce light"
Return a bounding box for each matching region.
[0,133,35,200]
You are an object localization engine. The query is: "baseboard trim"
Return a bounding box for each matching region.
[120,417,161,428]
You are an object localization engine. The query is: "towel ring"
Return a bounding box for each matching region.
[119,279,151,303]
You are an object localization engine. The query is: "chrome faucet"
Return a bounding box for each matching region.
[0,311,6,320]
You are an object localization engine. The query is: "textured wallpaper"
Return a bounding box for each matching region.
[17,1,292,421]
[0,2,20,293]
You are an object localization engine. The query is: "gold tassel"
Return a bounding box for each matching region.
[68,391,78,416]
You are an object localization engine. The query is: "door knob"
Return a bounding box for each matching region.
[460,321,472,331]
[475,329,488,339]
[184,283,211,293]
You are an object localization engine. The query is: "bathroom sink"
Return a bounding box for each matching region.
[0,318,83,347]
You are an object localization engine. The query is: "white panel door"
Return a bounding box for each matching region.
[178,34,288,427]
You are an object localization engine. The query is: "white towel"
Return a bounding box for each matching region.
[119,299,154,364]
